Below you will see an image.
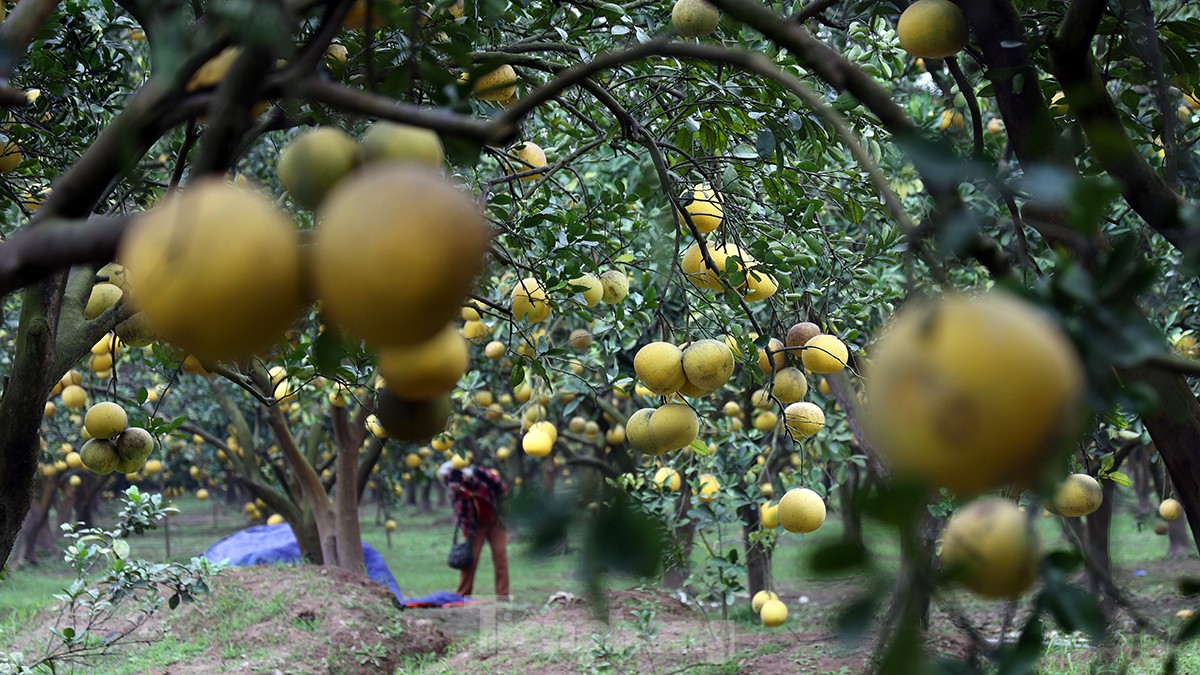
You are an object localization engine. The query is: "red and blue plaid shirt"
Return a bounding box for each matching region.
[448,467,508,532]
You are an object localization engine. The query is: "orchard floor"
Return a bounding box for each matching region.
[1,492,1198,673]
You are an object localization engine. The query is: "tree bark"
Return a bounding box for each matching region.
[1132,447,1153,520]
[266,404,337,566]
[1083,480,1117,601]
[332,405,366,575]
[663,486,697,590]
[839,461,865,548]
[1120,365,1200,554]
[738,500,769,598]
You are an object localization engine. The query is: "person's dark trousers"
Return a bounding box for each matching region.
[456,518,510,598]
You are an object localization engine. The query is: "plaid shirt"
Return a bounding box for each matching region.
[449,467,508,531]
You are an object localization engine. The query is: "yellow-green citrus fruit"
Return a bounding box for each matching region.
[84,402,127,440]
[116,427,155,464]
[570,273,604,306]
[939,110,966,132]
[751,590,778,614]
[1160,498,1183,521]
[778,487,826,533]
[760,599,788,627]
[600,270,630,304]
[197,488,210,500]
[375,391,452,442]
[85,283,123,320]
[649,403,700,452]
[772,367,808,404]
[626,407,661,454]
[635,342,687,395]
[313,165,490,348]
[461,320,489,343]
[897,0,968,59]
[119,178,305,362]
[682,339,735,391]
[266,514,285,526]
[61,384,88,410]
[485,340,507,359]
[1050,473,1103,517]
[569,329,592,350]
[277,127,360,210]
[529,421,558,444]
[939,497,1040,599]
[359,121,444,169]
[671,0,720,38]
[510,142,547,182]
[471,64,518,101]
[0,140,22,172]
[654,466,682,491]
[784,401,825,438]
[680,241,726,291]
[675,183,723,233]
[80,438,120,474]
[522,429,553,457]
[115,314,156,348]
[697,473,720,502]
[143,459,163,476]
[742,270,778,302]
[758,338,787,377]
[786,322,821,348]
[865,291,1085,495]
[761,501,780,529]
[511,277,552,322]
[753,411,778,432]
[378,324,470,400]
[802,334,849,374]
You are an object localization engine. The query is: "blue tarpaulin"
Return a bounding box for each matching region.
[204,524,472,607]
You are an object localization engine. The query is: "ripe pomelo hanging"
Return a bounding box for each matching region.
[312,165,490,348]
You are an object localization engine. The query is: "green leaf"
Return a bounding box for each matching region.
[755,129,776,158]
[510,362,525,388]
[112,539,129,560]
[1105,471,1132,487]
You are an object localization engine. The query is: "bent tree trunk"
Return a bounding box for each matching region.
[1122,365,1200,554]
[663,486,697,590]
[738,500,769,598]
[1083,480,1117,601]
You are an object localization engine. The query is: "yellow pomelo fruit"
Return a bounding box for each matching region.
[939,110,965,132]
[802,334,849,374]
[313,165,489,347]
[91,334,119,356]
[897,0,968,59]
[1160,498,1183,521]
[753,411,778,432]
[61,370,83,388]
[43,401,56,417]
[649,403,699,452]
[675,183,723,233]
[1049,473,1103,517]
[778,487,825,533]
[987,118,1005,135]
[529,420,558,444]
[939,497,1039,599]
[605,425,626,445]
[85,283,123,320]
[784,401,825,438]
[511,277,551,322]
[680,241,727,291]
[771,367,808,404]
[451,453,469,469]
[760,501,779,529]
[406,453,422,469]
[522,429,553,457]
[484,340,506,359]
[510,142,547,182]
[61,384,88,409]
[723,401,741,416]
[671,0,720,38]
[359,121,444,169]
[568,328,592,350]
[742,270,778,302]
[115,313,156,348]
[676,378,716,398]
[89,352,114,373]
[682,339,735,391]
[278,127,359,210]
[599,270,630,304]
[496,447,511,460]
[786,322,821,349]
[471,64,518,101]
[697,473,720,502]
[84,402,127,440]
[568,416,587,434]
[635,342,687,395]
[65,451,82,469]
[343,0,398,30]
[266,514,285,526]
[758,338,787,377]
[569,273,604,306]
[0,140,21,172]
[654,466,682,491]
[196,488,210,500]
[752,590,778,614]
[80,438,120,474]
[461,319,490,343]
[119,178,304,362]
[751,388,771,409]
[143,458,163,476]
[376,392,451,441]
[865,290,1085,495]
[760,599,788,627]
[626,408,661,454]
[378,324,470,400]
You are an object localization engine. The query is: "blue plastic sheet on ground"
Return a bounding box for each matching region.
[204,524,472,607]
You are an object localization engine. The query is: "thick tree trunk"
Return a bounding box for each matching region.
[266,405,337,565]
[1162,473,1195,559]
[420,478,432,514]
[1131,447,1153,519]
[16,476,59,565]
[663,487,697,590]
[887,511,939,633]
[0,280,66,570]
[333,406,366,575]
[1083,480,1117,600]
[738,500,769,598]
[1121,365,1200,554]
[839,462,865,548]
